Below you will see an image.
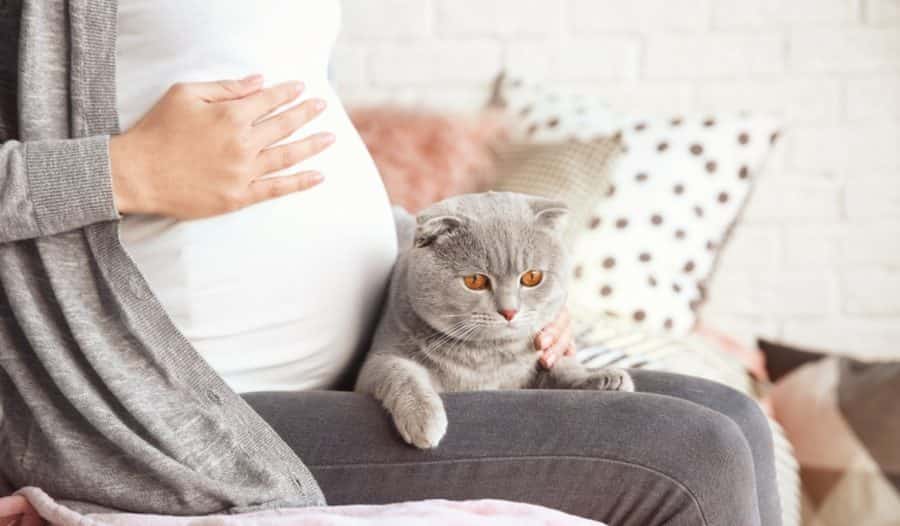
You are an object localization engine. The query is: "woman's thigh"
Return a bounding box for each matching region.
[244,376,763,526]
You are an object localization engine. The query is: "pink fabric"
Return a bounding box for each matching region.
[350,106,506,213]
[9,488,603,526]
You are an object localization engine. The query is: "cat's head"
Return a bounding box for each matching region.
[405,192,569,342]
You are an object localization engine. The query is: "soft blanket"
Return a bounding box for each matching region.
[8,489,602,526]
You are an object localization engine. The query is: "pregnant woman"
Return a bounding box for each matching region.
[0,1,781,525]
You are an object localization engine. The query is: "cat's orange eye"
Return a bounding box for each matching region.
[520,270,544,287]
[463,274,490,291]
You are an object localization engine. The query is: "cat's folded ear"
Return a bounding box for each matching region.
[415,215,464,248]
[529,197,569,235]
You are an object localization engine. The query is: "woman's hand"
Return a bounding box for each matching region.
[534,307,575,369]
[0,495,44,526]
[110,75,333,219]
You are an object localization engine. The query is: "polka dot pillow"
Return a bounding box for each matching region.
[490,73,780,335]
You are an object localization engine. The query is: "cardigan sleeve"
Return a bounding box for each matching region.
[0,135,121,243]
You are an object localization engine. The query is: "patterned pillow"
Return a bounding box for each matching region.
[490,73,780,335]
[761,341,900,526]
[492,138,622,244]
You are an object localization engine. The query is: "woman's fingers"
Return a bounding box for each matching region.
[536,308,572,369]
[187,74,264,103]
[251,98,327,149]
[257,132,335,175]
[245,171,324,205]
[540,330,573,369]
[239,81,305,123]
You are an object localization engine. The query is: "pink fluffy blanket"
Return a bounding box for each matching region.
[9,488,603,526]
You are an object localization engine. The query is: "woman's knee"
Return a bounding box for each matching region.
[673,408,761,526]
[633,370,774,451]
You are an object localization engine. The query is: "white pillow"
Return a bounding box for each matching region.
[492,73,780,335]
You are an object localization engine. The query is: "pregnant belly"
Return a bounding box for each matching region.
[120,98,398,391]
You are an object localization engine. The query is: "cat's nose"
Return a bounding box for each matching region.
[499,309,518,321]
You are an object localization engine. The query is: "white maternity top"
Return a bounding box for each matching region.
[116,0,398,393]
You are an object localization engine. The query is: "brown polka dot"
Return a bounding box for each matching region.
[675,229,686,240]
[770,131,780,144]
[738,132,750,145]
[615,218,629,229]
[635,172,649,183]
[673,183,685,195]
[739,165,749,179]
[633,310,646,322]
[647,276,657,287]
[718,192,730,204]
[683,260,695,273]
[511,78,523,88]
[673,283,682,293]
[605,310,620,318]
[527,123,538,136]
[634,122,647,131]
[706,240,718,251]
[689,299,701,311]
[600,285,613,296]
[689,144,703,156]
[574,265,583,279]
[657,141,669,152]
[589,216,602,229]
[547,117,560,128]
[606,185,616,197]
[705,160,717,173]
[694,205,704,218]
[519,105,533,117]
[650,214,663,226]
[639,252,652,262]
[602,257,616,269]
[671,117,683,126]
[703,117,716,127]
[664,318,674,330]
[612,130,623,141]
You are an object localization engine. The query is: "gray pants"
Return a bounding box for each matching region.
[243,370,781,526]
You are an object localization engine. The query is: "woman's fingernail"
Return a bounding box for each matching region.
[310,172,324,183]
[540,335,551,348]
[318,132,336,145]
[313,99,327,111]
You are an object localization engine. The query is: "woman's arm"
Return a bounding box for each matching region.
[0,75,332,244]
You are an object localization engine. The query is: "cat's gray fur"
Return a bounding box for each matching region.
[356,192,634,449]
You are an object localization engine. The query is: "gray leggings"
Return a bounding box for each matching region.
[243,370,781,526]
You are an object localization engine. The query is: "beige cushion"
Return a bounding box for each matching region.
[492,138,622,244]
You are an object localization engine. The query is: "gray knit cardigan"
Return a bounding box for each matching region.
[0,0,325,514]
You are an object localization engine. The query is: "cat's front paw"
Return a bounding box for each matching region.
[391,396,448,449]
[584,368,635,392]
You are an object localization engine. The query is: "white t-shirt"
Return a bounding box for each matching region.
[116,0,398,393]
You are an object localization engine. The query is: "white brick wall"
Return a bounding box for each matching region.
[333,0,900,359]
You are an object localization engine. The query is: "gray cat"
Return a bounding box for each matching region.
[356,192,634,449]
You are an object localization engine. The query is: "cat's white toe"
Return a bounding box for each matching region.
[618,370,635,393]
[393,400,448,449]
